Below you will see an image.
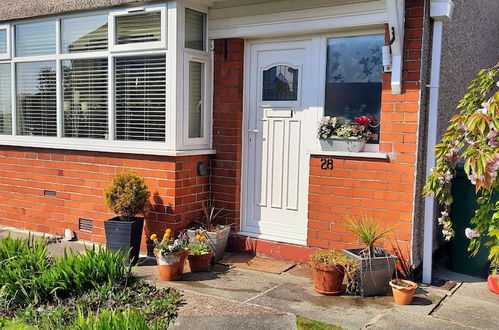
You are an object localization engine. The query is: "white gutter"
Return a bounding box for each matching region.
[422,0,454,284]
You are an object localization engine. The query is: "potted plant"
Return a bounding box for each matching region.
[342,215,398,297]
[151,229,189,281]
[104,170,150,264]
[487,263,499,294]
[310,249,359,295]
[318,116,373,152]
[188,201,231,263]
[187,233,213,272]
[389,279,418,304]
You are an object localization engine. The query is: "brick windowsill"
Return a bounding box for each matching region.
[308,150,390,160]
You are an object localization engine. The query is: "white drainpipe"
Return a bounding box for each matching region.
[422,0,454,284]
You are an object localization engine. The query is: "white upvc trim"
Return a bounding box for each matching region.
[0,135,215,156]
[108,4,168,53]
[181,53,211,148]
[386,0,405,95]
[422,0,455,285]
[0,24,12,60]
[238,231,307,246]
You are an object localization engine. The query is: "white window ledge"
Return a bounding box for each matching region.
[307,150,389,160]
[0,139,216,157]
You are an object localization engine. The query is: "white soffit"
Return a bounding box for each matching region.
[207,0,388,39]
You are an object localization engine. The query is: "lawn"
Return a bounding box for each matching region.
[0,235,181,329]
[296,315,344,330]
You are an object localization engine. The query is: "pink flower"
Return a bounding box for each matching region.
[465,228,480,239]
[468,173,477,185]
[354,116,371,127]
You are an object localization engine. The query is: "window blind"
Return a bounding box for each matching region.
[0,63,11,134]
[188,61,203,138]
[62,15,108,53]
[185,9,206,51]
[115,55,166,141]
[16,22,56,57]
[63,58,108,139]
[116,12,161,45]
[0,29,6,54]
[17,61,57,136]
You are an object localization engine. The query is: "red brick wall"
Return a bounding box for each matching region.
[0,147,210,252]
[211,38,245,231]
[307,0,424,262]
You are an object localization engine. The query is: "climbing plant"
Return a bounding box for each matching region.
[424,64,499,267]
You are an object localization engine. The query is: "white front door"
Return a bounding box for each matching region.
[242,40,317,245]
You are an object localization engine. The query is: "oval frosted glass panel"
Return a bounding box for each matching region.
[324,34,383,142]
[17,61,57,136]
[188,61,203,138]
[16,22,56,57]
[63,58,108,139]
[116,12,161,45]
[0,64,12,134]
[262,65,298,101]
[0,29,6,54]
[62,15,108,53]
[185,8,206,51]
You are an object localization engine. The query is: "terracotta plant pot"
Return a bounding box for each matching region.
[389,279,417,305]
[156,250,188,281]
[311,262,345,295]
[487,275,499,294]
[188,251,213,272]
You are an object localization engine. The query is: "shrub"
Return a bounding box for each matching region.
[0,236,133,310]
[345,214,396,258]
[104,170,150,219]
[69,309,153,330]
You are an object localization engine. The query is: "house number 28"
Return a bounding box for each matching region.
[320,158,334,170]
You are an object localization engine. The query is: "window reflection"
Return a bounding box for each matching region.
[262,65,298,101]
[325,34,383,142]
[0,30,6,54]
[16,61,57,136]
[62,15,108,53]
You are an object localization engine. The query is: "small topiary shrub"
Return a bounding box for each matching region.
[104,170,150,220]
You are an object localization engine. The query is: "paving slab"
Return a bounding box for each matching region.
[366,310,473,329]
[220,253,296,274]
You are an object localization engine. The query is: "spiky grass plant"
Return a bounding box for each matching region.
[345,215,396,258]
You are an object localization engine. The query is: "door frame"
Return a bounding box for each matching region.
[239,37,322,245]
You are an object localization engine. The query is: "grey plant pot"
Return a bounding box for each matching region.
[187,226,231,263]
[342,248,397,297]
[320,137,366,152]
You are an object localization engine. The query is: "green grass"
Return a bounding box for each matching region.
[296,315,344,330]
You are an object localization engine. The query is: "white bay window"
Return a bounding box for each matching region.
[0,1,213,155]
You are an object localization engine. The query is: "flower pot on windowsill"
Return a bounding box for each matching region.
[320,137,367,152]
[104,216,144,265]
[187,226,231,263]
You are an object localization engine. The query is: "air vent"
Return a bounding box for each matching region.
[79,218,93,233]
[44,190,56,197]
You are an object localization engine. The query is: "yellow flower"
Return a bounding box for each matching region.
[150,234,157,241]
[200,236,206,241]
[195,234,201,240]
[165,228,172,236]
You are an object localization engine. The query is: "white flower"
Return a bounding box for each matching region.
[477,108,487,115]
[441,210,449,217]
[465,228,480,239]
[444,171,453,181]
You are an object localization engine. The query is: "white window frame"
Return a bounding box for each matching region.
[0,24,11,60]
[182,54,210,147]
[109,4,167,53]
[0,1,214,155]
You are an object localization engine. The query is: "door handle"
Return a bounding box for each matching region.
[248,129,259,133]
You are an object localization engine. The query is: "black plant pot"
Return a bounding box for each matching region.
[104,216,144,264]
[342,248,397,297]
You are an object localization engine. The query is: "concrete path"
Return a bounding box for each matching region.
[1,226,498,329]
